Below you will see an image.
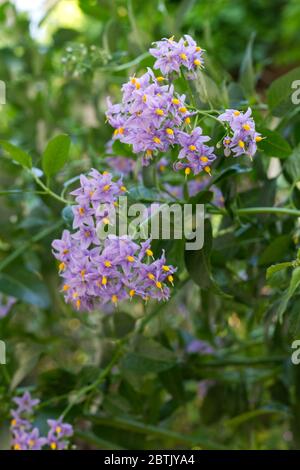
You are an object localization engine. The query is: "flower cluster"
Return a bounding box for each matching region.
[47,418,74,450]
[218,108,262,158]
[106,72,215,175]
[106,36,261,177]
[149,35,204,76]
[106,68,193,165]
[52,169,176,311]
[0,293,16,319]
[175,127,216,175]
[10,391,73,450]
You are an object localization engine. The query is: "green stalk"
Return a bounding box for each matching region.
[207,206,300,218]
[61,340,125,419]
[197,356,286,367]
[236,207,300,217]
[84,414,227,450]
[31,171,70,205]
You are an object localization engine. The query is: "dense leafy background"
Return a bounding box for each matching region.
[1,0,300,450]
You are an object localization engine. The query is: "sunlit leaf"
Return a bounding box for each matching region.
[42,134,71,178]
[0,140,32,169]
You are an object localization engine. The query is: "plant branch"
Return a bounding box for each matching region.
[207,205,300,218]
[31,171,70,205]
[61,339,125,419]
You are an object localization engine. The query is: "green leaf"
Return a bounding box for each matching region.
[121,337,176,374]
[111,140,133,158]
[239,34,256,97]
[10,344,41,390]
[283,144,300,182]
[184,219,213,289]
[224,406,290,428]
[86,414,225,449]
[78,0,110,21]
[189,190,214,205]
[211,164,251,185]
[258,128,291,159]
[184,220,233,298]
[128,184,161,202]
[195,71,223,107]
[0,140,32,169]
[277,267,300,321]
[122,352,175,374]
[42,134,71,178]
[259,235,291,266]
[266,261,294,280]
[158,366,186,402]
[227,82,245,107]
[267,66,300,116]
[113,312,136,338]
[0,272,50,308]
[142,165,155,189]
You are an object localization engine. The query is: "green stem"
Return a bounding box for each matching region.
[207,205,300,218]
[37,392,72,410]
[31,171,70,205]
[193,356,286,368]
[0,190,46,196]
[61,340,125,419]
[236,207,300,217]
[84,414,227,449]
[1,366,11,385]
[101,52,150,73]
[127,0,143,53]
[74,431,125,450]
[194,109,223,125]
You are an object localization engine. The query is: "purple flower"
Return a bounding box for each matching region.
[218,108,262,159]
[106,68,190,165]
[0,294,16,318]
[10,410,31,431]
[52,230,73,261]
[176,127,216,175]
[198,380,216,400]
[10,392,73,451]
[164,183,184,199]
[47,418,73,450]
[177,127,210,157]
[25,428,47,450]
[107,156,136,176]
[149,35,204,77]
[52,171,176,311]
[72,222,100,249]
[13,391,40,414]
[157,156,169,173]
[186,339,214,355]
